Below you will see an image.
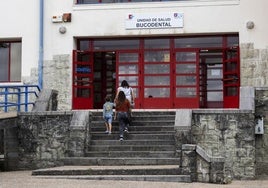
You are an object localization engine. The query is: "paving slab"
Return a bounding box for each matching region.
[1,170,268,188]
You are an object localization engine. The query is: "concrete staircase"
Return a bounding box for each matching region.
[32,111,191,182]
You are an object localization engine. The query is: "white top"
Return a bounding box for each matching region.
[118,86,133,103]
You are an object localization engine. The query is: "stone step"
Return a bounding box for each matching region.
[90,139,175,146]
[92,116,176,121]
[86,151,177,158]
[32,165,190,183]
[91,111,176,117]
[91,125,175,132]
[91,133,175,140]
[62,157,180,166]
[91,120,175,127]
[91,131,175,135]
[33,174,191,182]
[32,165,181,176]
[88,145,175,152]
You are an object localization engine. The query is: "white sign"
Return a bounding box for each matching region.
[125,12,183,30]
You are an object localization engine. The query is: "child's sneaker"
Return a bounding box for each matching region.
[119,137,124,141]
[105,130,109,134]
[124,128,129,134]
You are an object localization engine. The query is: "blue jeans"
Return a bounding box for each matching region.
[117,112,129,138]
[104,114,112,124]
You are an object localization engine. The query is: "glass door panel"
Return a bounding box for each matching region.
[199,50,223,108]
[117,51,140,108]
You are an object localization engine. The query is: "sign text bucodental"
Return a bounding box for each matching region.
[125,13,183,30]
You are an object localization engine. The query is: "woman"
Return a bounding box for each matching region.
[115,91,131,141]
[115,80,134,118]
[115,80,134,106]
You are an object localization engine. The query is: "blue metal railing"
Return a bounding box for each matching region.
[0,85,40,112]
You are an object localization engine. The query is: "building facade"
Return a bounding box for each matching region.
[0,0,267,110]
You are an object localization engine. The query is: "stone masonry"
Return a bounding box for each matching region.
[255,88,268,177]
[240,43,268,87]
[175,109,256,182]
[43,54,72,111]
[191,110,255,180]
[16,112,73,170]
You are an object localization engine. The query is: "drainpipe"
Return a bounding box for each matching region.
[38,0,44,89]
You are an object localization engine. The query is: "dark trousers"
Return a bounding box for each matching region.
[117,112,129,138]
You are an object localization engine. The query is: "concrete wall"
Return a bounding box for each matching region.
[1,0,268,110]
[0,0,39,78]
[1,0,267,78]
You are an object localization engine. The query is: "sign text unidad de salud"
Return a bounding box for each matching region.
[136,17,172,28]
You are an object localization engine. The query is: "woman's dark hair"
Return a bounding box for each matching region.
[120,80,129,88]
[117,91,126,106]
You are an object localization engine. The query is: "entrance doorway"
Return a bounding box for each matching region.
[93,52,116,109]
[72,51,116,109]
[73,35,240,109]
[199,49,224,108]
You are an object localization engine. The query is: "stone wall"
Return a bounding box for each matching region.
[190,110,255,180]
[255,88,268,177]
[175,109,256,181]
[43,54,72,111]
[16,112,73,170]
[240,43,268,87]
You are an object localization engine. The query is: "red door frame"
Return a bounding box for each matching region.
[72,50,94,109]
[223,46,240,108]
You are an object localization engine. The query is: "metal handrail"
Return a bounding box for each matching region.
[0,85,40,112]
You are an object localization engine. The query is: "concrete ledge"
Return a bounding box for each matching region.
[175,109,192,128]
[182,144,196,151]
[192,109,253,114]
[18,111,73,116]
[196,145,224,163]
[0,112,17,119]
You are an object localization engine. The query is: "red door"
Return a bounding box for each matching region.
[223,47,240,108]
[72,50,94,109]
[142,49,172,109]
[173,49,200,108]
[116,51,141,108]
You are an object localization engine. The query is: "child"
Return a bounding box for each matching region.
[103,96,114,134]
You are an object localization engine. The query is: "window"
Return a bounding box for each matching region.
[0,42,21,82]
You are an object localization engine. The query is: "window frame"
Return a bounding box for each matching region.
[0,41,22,82]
